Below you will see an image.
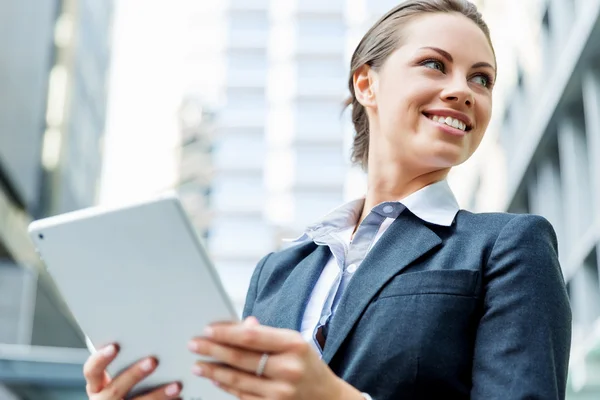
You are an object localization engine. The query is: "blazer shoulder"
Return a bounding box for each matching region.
[255,240,318,278]
[455,210,554,235]
[453,211,558,256]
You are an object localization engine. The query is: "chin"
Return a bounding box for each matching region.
[415,154,460,170]
[422,142,469,167]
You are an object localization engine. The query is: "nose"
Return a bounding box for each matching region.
[441,77,474,107]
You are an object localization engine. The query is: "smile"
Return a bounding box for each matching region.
[424,114,470,132]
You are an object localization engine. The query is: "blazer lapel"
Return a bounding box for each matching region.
[321,211,443,364]
[261,244,330,331]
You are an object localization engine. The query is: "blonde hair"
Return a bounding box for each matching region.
[346,0,494,170]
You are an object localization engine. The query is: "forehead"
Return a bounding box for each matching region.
[399,12,495,66]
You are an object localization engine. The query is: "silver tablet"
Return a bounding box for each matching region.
[28,193,238,400]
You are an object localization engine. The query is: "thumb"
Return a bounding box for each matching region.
[243,316,260,326]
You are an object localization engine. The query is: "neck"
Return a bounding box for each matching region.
[357,163,450,227]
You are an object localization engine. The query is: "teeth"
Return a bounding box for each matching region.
[429,115,467,131]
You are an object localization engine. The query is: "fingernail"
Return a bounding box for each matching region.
[187,340,199,351]
[192,365,204,376]
[101,345,116,357]
[212,380,221,387]
[165,383,180,396]
[140,358,155,372]
[203,327,214,338]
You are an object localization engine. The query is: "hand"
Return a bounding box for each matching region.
[83,344,182,400]
[187,317,364,400]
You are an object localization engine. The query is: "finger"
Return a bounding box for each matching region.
[212,381,261,400]
[135,382,182,400]
[201,324,304,354]
[188,338,263,374]
[188,339,296,381]
[103,357,158,399]
[84,344,118,394]
[193,361,282,398]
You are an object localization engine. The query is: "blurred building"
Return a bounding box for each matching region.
[39,0,113,217]
[365,0,403,17]
[0,0,114,398]
[267,0,348,236]
[204,0,275,312]
[467,0,600,398]
[176,96,215,241]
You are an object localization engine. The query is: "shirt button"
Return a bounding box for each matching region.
[320,316,329,325]
[383,205,394,214]
[347,263,357,273]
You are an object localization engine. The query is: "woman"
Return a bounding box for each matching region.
[83,0,572,399]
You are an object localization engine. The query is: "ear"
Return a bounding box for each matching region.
[353,65,378,108]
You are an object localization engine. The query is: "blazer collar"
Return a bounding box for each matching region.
[260,243,329,331]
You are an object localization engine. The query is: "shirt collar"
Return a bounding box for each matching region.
[285,179,459,243]
[400,178,460,226]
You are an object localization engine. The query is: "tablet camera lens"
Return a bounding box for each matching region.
[38,234,44,240]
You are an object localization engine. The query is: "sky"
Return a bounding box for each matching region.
[99,0,204,205]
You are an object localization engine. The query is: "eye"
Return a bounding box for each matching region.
[470,73,493,88]
[420,59,445,72]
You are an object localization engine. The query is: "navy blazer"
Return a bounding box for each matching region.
[242,210,572,400]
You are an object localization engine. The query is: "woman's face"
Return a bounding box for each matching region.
[363,12,496,171]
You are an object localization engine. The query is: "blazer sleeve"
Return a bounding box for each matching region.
[242,252,272,319]
[470,214,572,400]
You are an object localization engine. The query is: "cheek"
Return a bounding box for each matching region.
[475,97,493,129]
[378,82,427,124]
[378,99,413,142]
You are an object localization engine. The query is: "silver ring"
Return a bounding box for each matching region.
[256,353,269,377]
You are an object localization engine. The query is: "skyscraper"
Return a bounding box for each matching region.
[0,0,114,398]
[268,0,349,236]
[206,0,274,312]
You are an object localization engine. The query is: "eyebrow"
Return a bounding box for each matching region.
[420,46,496,72]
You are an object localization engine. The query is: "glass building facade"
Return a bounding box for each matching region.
[0,0,114,398]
